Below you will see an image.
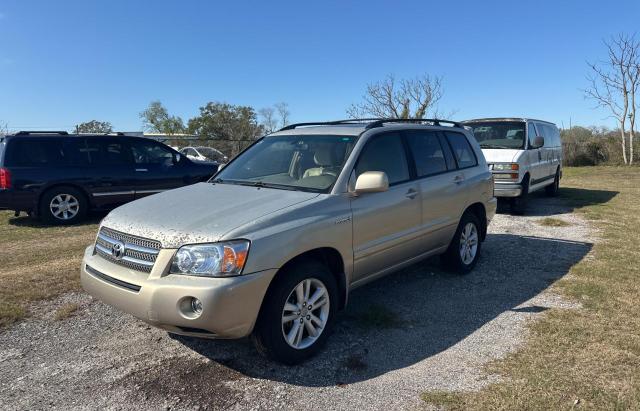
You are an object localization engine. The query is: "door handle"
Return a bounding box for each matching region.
[135,168,148,172]
[405,188,418,199]
[454,174,465,184]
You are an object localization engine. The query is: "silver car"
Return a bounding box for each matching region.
[81,119,497,364]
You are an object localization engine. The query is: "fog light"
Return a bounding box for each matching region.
[191,298,203,315]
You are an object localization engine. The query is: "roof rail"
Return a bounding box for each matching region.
[278,118,383,131]
[15,131,69,136]
[364,118,462,129]
[278,118,462,131]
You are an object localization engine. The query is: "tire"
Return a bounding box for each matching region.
[442,211,483,274]
[252,259,338,364]
[545,168,560,197]
[511,175,529,215]
[39,186,88,225]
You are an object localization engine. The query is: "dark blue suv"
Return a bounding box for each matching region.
[0,131,218,224]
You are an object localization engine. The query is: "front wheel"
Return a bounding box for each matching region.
[442,212,482,274]
[252,260,338,364]
[545,168,560,196]
[511,175,529,215]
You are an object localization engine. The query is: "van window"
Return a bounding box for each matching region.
[405,130,449,177]
[6,140,65,167]
[466,121,526,149]
[528,123,539,148]
[444,132,478,169]
[356,133,409,184]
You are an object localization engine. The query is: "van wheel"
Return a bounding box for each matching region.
[545,168,560,197]
[442,211,482,274]
[39,186,87,225]
[511,175,529,215]
[252,260,338,364]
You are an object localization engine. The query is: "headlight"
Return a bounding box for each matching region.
[492,163,519,171]
[170,240,250,277]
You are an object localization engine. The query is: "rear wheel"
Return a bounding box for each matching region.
[545,168,560,196]
[442,211,482,274]
[252,260,338,364]
[39,186,87,225]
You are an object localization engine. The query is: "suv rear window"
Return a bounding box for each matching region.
[6,139,65,167]
[445,132,478,169]
[405,130,449,177]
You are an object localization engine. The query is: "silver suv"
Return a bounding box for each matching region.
[81,119,497,364]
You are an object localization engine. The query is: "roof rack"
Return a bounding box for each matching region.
[364,118,462,129]
[278,118,385,131]
[278,118,462,131]
[15,131,69,136]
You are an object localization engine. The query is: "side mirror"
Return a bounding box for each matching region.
[173,153,182,164]
[354,171,389,194]
[532,136,544,148]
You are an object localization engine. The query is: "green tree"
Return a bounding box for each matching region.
[75,120,113,134]
[187,102,263,155]
[140,101,185,134]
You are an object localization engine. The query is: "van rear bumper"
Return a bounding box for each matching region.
[493,183,522,198]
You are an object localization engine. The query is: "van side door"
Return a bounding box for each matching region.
[526,122,546,186]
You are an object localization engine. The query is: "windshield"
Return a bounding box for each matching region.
[214,135,356,192]
[467,121,526,149]
[195,147,226,161]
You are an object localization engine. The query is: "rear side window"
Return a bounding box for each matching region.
[6,140,65,167]
[85,139,131,166]
[356,133,409,184]
[405,130,449,177]
[444,132,478,169]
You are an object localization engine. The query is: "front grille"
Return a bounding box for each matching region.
[94,227,161,273]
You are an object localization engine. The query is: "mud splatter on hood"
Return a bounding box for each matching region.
[100,182,319,248]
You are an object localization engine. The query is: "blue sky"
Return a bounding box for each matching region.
[1,0,638,132]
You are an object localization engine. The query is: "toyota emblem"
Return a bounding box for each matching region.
[111,241,126,260]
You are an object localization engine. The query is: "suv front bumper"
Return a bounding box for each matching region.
[80,246,277,339]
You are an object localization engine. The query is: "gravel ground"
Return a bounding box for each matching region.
[0,193,596,411]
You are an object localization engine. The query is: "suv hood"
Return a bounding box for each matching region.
[100,182,319,248]
[480,148,522,163]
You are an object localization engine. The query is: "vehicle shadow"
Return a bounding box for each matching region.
[174,232,592,387]
[6,211,107,228]
[497,187,617,216]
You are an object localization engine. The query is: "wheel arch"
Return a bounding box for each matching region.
[265,247,348,311]
[464,202,488,241]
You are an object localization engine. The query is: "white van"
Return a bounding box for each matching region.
[463,118,562,214]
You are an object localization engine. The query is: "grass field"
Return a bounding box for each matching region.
[422,166,640,410]
[0,213,100,328]
[1,167,638,410]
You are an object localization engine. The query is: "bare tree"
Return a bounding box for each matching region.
[0,120,8,136]
[586,34,640,165]
[258,107,278,134]
[275,102,290,127]
[347,74,444,119]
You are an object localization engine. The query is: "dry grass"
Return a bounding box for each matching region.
[0,211,100,328]
[537,217,571,227]
[422,166,640,410]
[54,302,80,320]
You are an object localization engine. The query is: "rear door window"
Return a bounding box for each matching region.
[444,132,478,169]
[85,139,132,166]
[405,130,449,177]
